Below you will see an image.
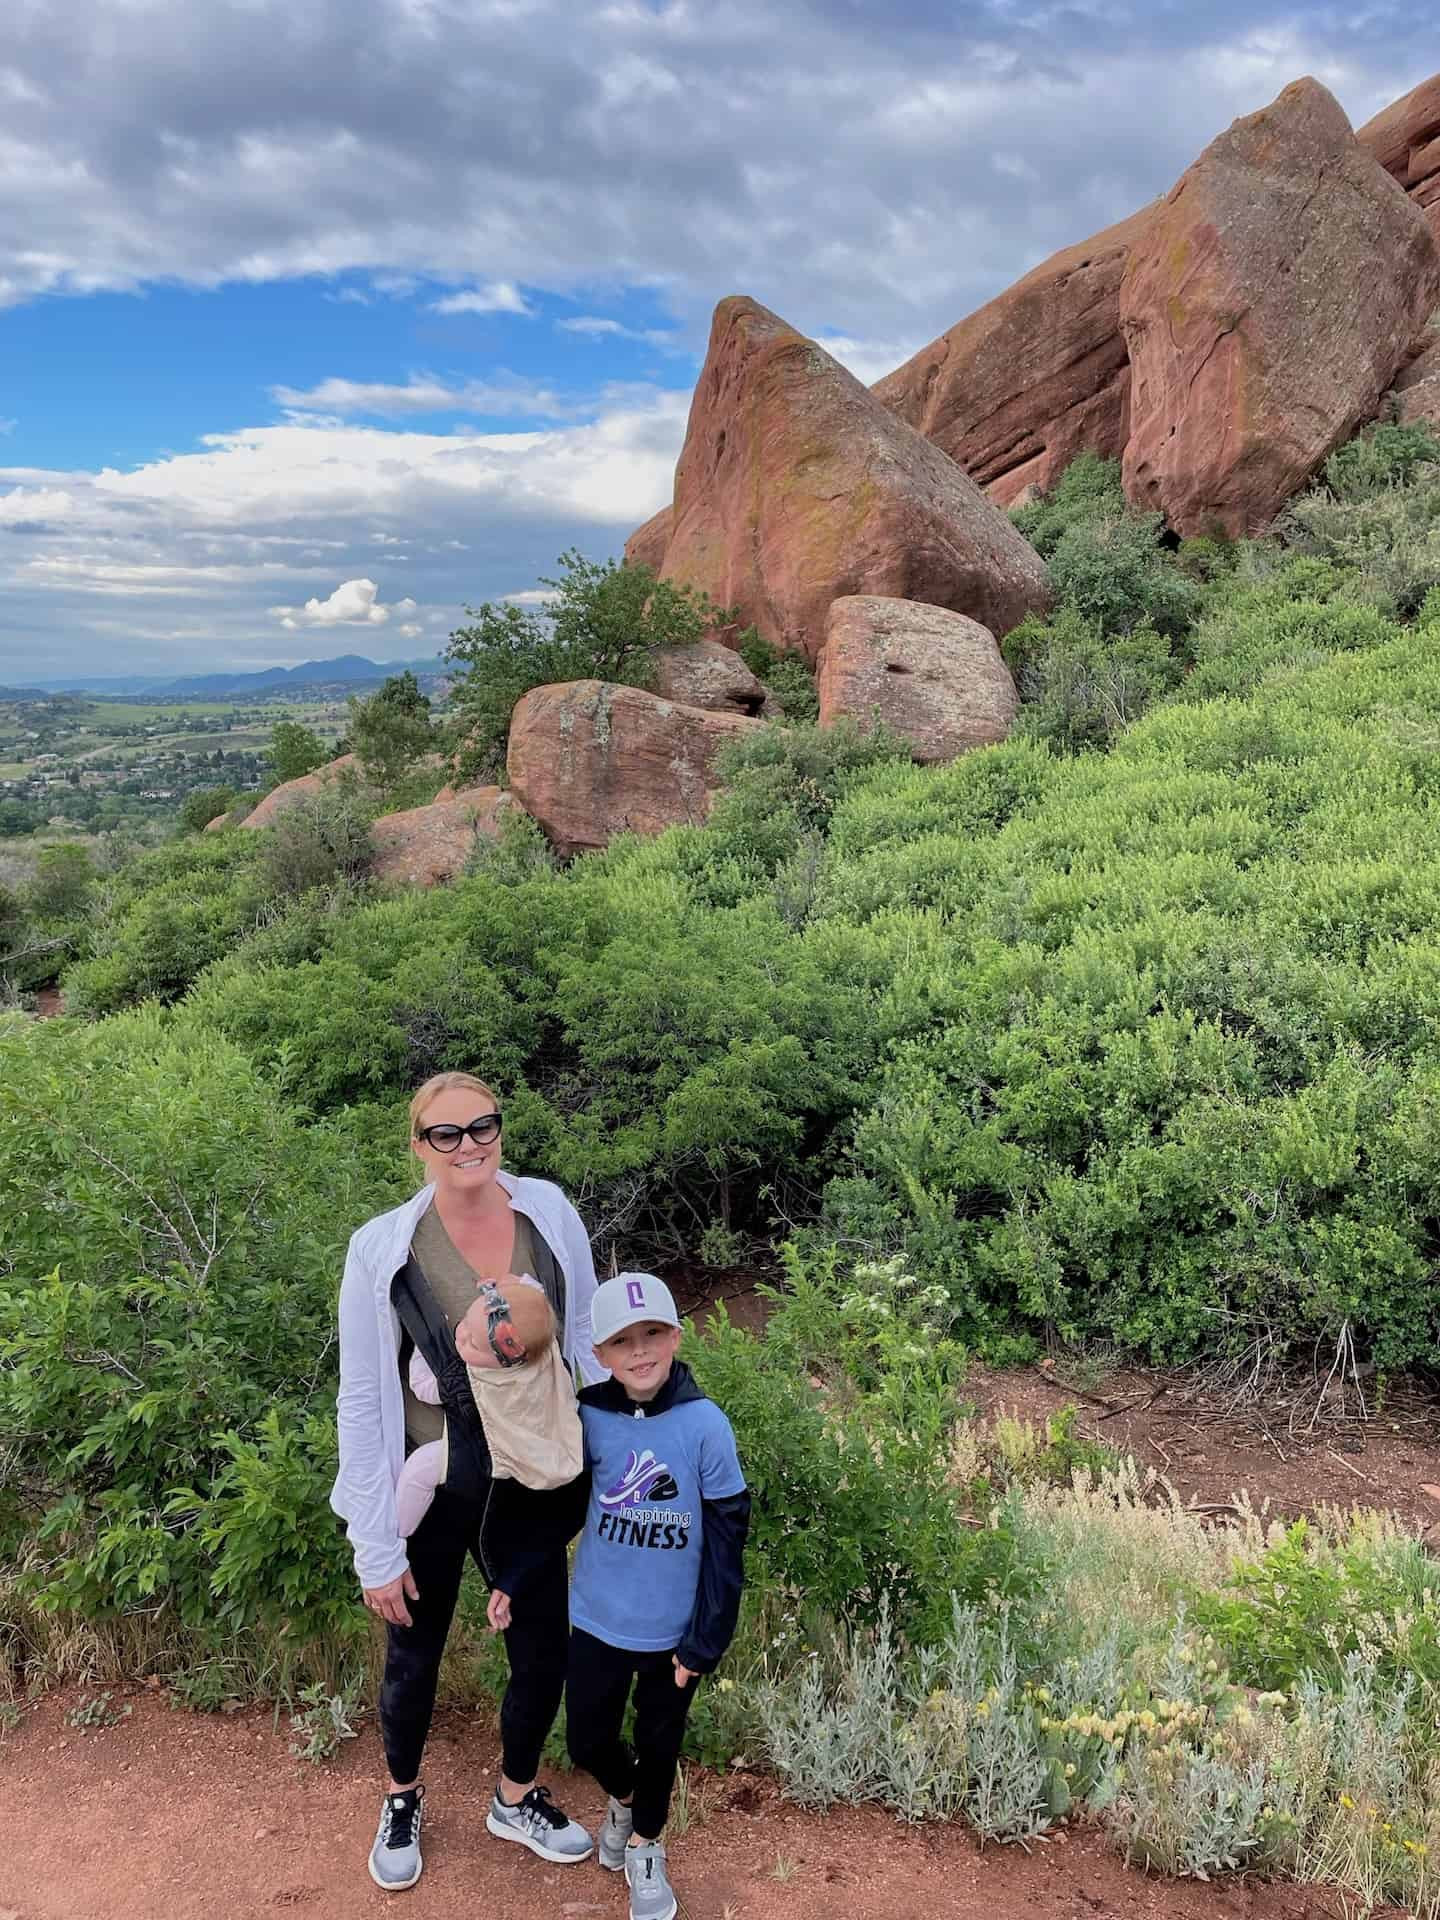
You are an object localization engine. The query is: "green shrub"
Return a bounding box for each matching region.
[737,631,820,722]
[259,786,374,898]
[0,1010,410,1684]
[62,836,271,1016]
[1321,421,1440,502]
[179,788,236,833]
[1283,432,1440,617]
[1047,513,1203,641]
[445,551,735,783]
[1011,453,1128,558]
[1003,607,1181,753]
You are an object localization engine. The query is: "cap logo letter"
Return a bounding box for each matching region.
[626,1280,646,1309]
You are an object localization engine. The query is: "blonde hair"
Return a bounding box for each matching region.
[409,1071,499,1139]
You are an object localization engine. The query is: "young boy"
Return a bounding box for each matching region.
[565,1273,749,1920]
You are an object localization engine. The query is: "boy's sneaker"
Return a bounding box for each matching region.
[598,1794,635,1871]
[368,1785,424,1890]
[624,1839,678,1920]
[485,1783,593,1864]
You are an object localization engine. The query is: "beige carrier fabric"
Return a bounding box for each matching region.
[470,1341,584,1488]
[403,1201,538,1446]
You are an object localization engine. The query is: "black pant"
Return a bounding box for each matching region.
[378,1487,569,1787]
[565,1627,699,1840]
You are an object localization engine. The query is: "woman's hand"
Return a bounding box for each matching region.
[363,1569,420,1627]
[672,1656,698,1689]
[487,1588,513,1633]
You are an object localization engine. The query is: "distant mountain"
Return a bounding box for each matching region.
[11,655,448,698]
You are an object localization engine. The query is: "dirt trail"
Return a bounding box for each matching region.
[4,1690,1338,1920]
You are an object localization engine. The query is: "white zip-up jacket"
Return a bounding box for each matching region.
[330,1173,604,1590]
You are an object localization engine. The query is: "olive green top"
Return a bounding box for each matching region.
[403,1200,537,1446]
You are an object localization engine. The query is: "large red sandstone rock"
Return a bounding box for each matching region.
[1120,78,1440,537]
[369,785,514,888]
[817,596,1017,763]
[872,203,1157,506]
[658,297,1051,663]
[1357,72,1440,247]
[239,754,360,829]
[652,640,772,716]
[624,506,673,574]
[1393,332,1440,431]
[507,681,759,855]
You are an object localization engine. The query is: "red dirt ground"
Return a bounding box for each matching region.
[4,1689,1343,1920]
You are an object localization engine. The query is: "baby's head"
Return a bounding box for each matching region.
[455,1276,555,1371]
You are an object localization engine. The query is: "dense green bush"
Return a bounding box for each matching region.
[446,551,736,782]
[62,835,270,1016]
[1010,453,1129,557]
[1003,608,1181,753]
[1281,423,1440,617]
[258,785,373,898]
[0,1010,411,1682]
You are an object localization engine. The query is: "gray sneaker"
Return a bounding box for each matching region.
[598,1795,635,1871]
[624,1839,678,1920]
[485,1783,593,1864]
[368,1786,423,1890]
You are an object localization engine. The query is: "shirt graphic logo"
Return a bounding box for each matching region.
[625,1280,646,1309]
[599,1447,679,1509]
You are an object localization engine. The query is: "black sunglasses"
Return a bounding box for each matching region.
[416,1112,503,1152]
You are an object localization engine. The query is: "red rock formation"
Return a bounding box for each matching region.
[1393,333,1440,431]
[1357,72,1440,247]
[658,296,1051,663]
[369,785,513,888]
[1120,77,1439,537]
[872,203,1157,506]
[652,640,771,716]
[507,681,759,855]
[239,753,360,829]
[624,505,673,574]
[817,597,1018,763]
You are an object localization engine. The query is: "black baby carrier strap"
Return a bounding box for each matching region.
[390,1254,492,1504]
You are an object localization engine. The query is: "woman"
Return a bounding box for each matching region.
[331,1071,603,1892]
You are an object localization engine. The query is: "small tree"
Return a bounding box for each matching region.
[268,718,329,786]
[347,672,434,792]
[445,550,734,783]
[28,843,97,921]
[179,787,236,832]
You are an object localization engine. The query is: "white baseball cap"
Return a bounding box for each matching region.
[591,1272,681,1347]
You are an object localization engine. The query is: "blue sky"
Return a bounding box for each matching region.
[0,1,1431,679]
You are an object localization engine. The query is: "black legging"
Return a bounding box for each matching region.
[378,1486,569,1786]
[565,1627,699,1839]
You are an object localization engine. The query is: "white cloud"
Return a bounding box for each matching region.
[813,331,929,389]
[429,281,532,316]
[270,373,570,418]
[559,316,677,347]
[0,418,15,435]
[273,578,394,627]
[397,621,423,639]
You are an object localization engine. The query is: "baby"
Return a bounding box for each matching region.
[395,1273,584,1534]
